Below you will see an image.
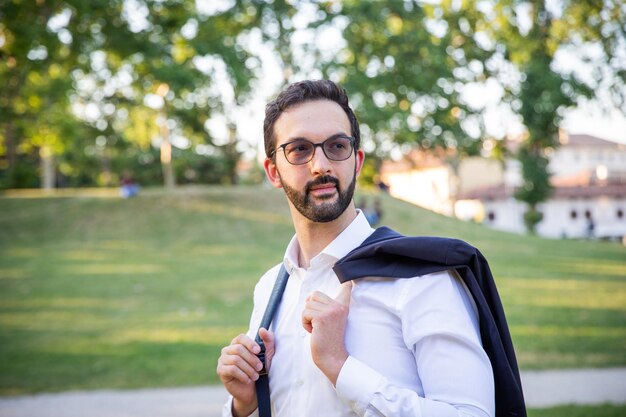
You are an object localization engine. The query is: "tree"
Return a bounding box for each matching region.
[316,0,624,230]
[486,0,625,232]
[292,1,493,214]
[68,0,264,188]
[0,0,87,189]
[1,0,268,189]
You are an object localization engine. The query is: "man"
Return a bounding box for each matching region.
[217,80,495,417]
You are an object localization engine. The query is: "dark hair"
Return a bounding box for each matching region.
[263,80,361,158]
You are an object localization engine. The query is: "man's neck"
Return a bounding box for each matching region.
[291,205,358,269]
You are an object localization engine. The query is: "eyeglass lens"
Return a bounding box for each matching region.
[283,137,353,165]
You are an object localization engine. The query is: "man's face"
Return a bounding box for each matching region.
[265,99,364,223]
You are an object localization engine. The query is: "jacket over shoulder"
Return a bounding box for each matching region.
[333,226,526,417]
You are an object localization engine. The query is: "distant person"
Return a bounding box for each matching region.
[372,197,383,225]
[120,170,139,198]
[216,80,524,417]
[357,197,379,226]
[586,213,595,239]
[374,174,389,193]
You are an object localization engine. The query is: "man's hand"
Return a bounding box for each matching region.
[216,328,275,417]
[302,281,353,385]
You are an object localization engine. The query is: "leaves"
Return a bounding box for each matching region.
[0,0,263,188]
[486,0,624,231]
[1,0,623,200]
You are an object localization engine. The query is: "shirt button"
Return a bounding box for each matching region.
[296,380,304,387]
[300,330,307,338]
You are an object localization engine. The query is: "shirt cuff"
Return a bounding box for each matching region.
[222,396,259,417]
[335,355,385,414]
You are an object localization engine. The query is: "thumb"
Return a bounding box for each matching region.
[258,327,275,351]
[258,327,276,369]
[335,281,353,306]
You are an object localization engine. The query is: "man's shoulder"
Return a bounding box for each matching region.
[260,262,283,280]
[256,262,284,288]
[335,227,484,282]
[356,226,479,262]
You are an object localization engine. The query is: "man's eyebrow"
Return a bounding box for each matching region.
[286,132,351,143]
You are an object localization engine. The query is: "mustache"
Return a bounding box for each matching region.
[306,175,340,193]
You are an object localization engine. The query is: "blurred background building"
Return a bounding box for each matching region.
[381,131,626,240]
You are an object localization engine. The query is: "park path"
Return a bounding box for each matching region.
[1,368,625,417]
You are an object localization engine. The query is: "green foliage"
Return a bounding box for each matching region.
[173,149,240,185]
[0,0,267,189]
[321,1,489,157]
[1,0,624,206]
[522,206,544,234]
[515,144,551,232]
[357,157,380,188]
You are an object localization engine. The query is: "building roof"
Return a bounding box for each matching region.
[553,183,626,199]
[459,179,626,200]
[457,183,509,200]
[504,131,624,154]
[559,133,624,148]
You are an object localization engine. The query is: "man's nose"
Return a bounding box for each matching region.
[309,145,332,174]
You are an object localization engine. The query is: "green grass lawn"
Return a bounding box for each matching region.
[0,185,625,395]
[528,404,626,417]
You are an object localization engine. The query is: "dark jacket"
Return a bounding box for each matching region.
[333,227,526,417]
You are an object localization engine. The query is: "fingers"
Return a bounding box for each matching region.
[305,283,353,306]
[306,290,332,304]
[302,294,326,333]
[217,334,264,384]
[302,284,352,334]
[302,309,314,333]
[217,359,256,385]
[335,281,353,306]
[231,333,261,355]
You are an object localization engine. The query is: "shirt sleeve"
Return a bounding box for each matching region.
[221,396,260,417]
[335,270,495,417]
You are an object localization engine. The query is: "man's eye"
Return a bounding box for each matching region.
[287,143,310,153]
[293,145,308,152]
[328,140,347,149]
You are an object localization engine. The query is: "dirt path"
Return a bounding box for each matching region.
[1,368,625,416]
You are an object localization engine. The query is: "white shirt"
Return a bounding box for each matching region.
[223,211,495,417]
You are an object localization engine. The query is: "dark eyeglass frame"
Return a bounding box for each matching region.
[270,135,356,165]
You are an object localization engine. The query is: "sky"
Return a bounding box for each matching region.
[562,104,626,144]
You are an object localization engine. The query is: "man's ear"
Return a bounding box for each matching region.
[264,158,283,189]
[354,149,365,177]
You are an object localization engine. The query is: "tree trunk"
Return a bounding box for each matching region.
[100,147,112,187]
[448,161,460,218]
[160,122,176,189]
[224,124,239,185]
[3,123,17,188]
[40,145,55,191]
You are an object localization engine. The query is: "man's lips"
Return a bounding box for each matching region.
[311,184,336,191]
[309,183,337,195]
[306,176,340,197]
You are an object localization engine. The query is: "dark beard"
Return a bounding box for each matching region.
[281,174,356,223]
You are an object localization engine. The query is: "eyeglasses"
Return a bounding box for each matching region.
[271,135,355,165]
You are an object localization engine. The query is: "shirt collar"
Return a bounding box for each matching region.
[283,210,375,272]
